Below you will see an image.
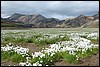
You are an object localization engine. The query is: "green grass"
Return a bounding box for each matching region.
[76,48,99,59]
[30,52,61,66]
[55,47,99,64]
[80,35,99,44]
[33,35,70,46]
[58,51,79,64]
[31,49,97,66]
[2,33,70,46]
[63,53,78,64]
[89,38,99,44]
[1,28,99,65]
[1,23,17,27]
[1,51,26,63]
[31,47,99,65]
[1,47,98,65]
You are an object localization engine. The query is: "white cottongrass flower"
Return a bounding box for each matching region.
[1,31,99,66]
[87,33,98,39]
[19,62,26,66]
[50,52,55,56]
[32,61,42,66]
[8,43,12,45]
[40,60,43,63]
[46,65,49,66]
[32,52,45,58]
[26,63,32,66]
[60,35,64,38]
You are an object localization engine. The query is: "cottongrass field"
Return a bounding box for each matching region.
[1,28,99,66]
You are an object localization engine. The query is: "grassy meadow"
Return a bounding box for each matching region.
[1,28,99,66]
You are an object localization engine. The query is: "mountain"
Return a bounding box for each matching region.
[63,14,92,28]
[6,13,60,28]
[28,14,46,24]
[1,12,99,28]
[8,13,24,21]
[35,18,61,28]
[93,12,99,19]
[81,12,99,28]
[17,14,46,24]
[61,12,99,28]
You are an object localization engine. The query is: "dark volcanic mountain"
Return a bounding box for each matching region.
[8,13,24,21]
[1,12,99,28]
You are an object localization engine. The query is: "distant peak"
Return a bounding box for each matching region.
[36,14,43,16]
[12,13,26,16]
[78,14,85,17]
[14,13,20,14]
[31,14,41,16]
[13,13,22,15]
[49,18,59,20]
[77,14,86,19]
[31,13,39,15]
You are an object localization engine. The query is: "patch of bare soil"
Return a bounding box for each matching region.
[1,60,18,66]
[20,43,49,55]
[54,53,99,66]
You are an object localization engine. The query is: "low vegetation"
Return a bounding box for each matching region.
[1,28,99,66]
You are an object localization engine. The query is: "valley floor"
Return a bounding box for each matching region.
[1,28,99,66]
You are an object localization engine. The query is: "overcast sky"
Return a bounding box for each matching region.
[1,1,99,20]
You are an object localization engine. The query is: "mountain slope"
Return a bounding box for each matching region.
[8,13,24,21]
[81,12,99,28]
[2,12,99,28]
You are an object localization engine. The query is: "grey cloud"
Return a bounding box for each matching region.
[1,1,99,19]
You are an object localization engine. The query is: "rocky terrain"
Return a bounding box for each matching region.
[1,12,99,28]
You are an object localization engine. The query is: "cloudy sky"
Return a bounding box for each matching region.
[1,1,99,20]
